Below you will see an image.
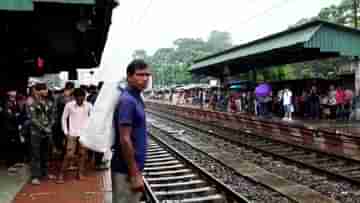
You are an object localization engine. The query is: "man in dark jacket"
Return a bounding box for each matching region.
[29,83,56,185]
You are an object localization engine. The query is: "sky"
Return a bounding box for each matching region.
[94,0,342,82]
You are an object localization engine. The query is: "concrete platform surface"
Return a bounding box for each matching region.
[12,169,112,203]
[0,165,30,203]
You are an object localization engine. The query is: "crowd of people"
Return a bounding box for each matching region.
[0,59,154,203]
[149,83,360,121]
[0,81,108,185]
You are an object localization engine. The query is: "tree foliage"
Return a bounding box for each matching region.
[132,49,148,60]
[206,31,232,53]
[138,31,233,87]
[319,0,359,26]
[137,1,359,86]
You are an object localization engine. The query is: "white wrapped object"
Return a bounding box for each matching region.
[79,82,122,153]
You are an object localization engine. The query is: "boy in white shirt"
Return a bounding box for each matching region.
[283,88,293,120]
[57,88,93,183]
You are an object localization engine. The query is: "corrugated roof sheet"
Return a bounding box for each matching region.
[0,0,33,11]
[0,0,95,11]
[305,25,360,57]
[32,0,95,4]
[190,20,360,75]
[191,25,321,70]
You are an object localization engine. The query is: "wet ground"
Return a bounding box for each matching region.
[0,164,112,203]
[0,165,30,203]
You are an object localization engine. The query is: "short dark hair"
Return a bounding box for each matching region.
[80,84,88,90]
[89,84,97,91]
[126,59,148,76]
[35,83,47,91]
[73,88,86,97]
[65,81,75,89]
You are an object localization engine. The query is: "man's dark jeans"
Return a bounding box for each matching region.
[30,134,49,178]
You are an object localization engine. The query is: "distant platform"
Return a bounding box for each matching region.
[265,116,360,137]
[294,119,360,136]
[146,99,360,136]
[147,99,360,161]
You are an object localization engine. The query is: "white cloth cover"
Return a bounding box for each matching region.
[79,82,122,153]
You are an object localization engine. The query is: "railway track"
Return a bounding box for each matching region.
[143,135,249,203]
[146,108,360,202]
[147,108,360,184]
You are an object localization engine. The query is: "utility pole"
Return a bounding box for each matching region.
[355,0,358,29]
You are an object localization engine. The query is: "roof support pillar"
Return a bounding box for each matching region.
[355,57,360,96]
[252,68,257,82]
[222,65,231,88]
[68,69,78,80]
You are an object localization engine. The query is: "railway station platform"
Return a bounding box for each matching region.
[146,100,360,161]
[0,163,111,203]
[294,119,360,136]
[146,99,360,135]
[0,165,30,203]
[262,115,360,137]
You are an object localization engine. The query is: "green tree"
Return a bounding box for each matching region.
[206,31,232,53]
[132,49,148,60]
[318,0,359,27]
[148,48,176,87]
[137,30,233,87]
[173,38,209,64]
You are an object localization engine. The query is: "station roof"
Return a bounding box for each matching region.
[33,0,95,4]
[0,0,95,11]
[0,0,33,11]
[190,20,360,77]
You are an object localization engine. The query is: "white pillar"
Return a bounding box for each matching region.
[356,58,360,96]
[223,65,230,87]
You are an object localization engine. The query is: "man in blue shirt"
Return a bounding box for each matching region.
[111,59,151,203]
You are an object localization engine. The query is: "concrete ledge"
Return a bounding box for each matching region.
[146,101,360,162]
[0,165,30,203]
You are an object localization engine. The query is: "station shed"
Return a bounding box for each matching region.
[0,0,118,89]
[190,20,360,94]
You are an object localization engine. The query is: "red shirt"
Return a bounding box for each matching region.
[336,89,345,105]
